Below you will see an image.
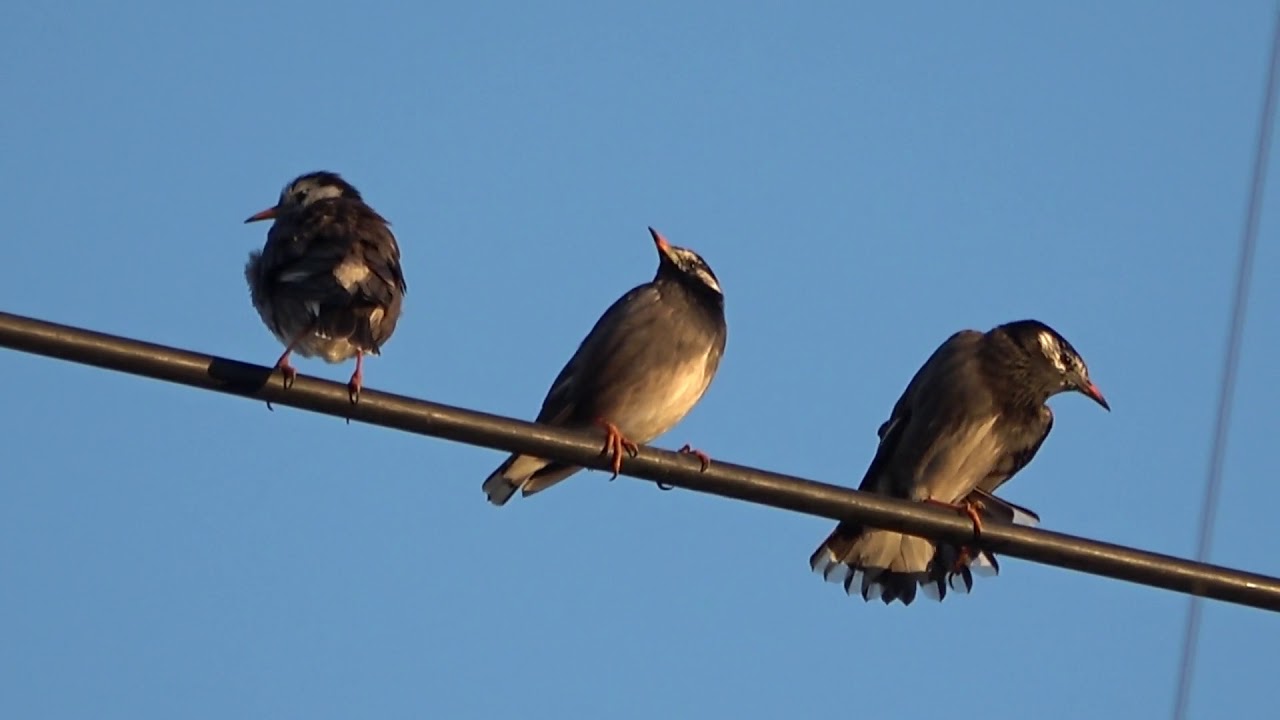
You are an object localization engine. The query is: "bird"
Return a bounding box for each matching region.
[243,171,406,405]
[482,227,728,506]
[809,319,1109,605]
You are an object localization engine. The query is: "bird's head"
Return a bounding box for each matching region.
[245,171,362,224]
[1001,319,1109,411]
[649,227,723,298]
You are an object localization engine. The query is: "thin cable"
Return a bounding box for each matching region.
[4,309,1280,610]
[1171,7,1280,719]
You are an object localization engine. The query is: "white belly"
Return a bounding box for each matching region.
[615,353,715,444]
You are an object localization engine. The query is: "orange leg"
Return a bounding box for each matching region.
[925,497,987,575]
[346,351,365,405]
[274,348,298,390]
[265,327,311,411]
[595,418,639,480]
[924,497,985,539]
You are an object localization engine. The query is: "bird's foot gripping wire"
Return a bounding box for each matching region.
[346,352,365,406]
[654,444,713,491]
[267,326,313,411]
[924,497,985,540]
[595,419,639,480]
[677,444,711,472]
[266,350,298,411]
[924,497,986,574]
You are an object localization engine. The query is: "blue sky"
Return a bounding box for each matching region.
[2,2,1278,718]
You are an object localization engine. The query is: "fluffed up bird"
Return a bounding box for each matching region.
[810,319,1109,605]
[244,171,406,405]
[482,227,728,506]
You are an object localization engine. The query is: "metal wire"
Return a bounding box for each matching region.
[3,308,1280,612]
[1170,6,1280,718]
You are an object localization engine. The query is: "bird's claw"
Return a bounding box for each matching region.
[653,445,710,491]
[596,419,638,479]
[962,499,984,540]
[923,499,988,582]
[925,497,985,540]
[677,444,711,472]
[346,354,364,406]
[266,354,298,411]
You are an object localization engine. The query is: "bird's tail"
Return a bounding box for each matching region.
[809,490,1042,605]
[810,523,936,605]
[482,454,582,506]
[921,490,1041,600]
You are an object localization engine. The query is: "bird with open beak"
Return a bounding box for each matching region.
[244,171,406,405]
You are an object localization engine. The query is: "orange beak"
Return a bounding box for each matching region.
[1079,381,1110,411]
[244,206,279,224]
[649,226,671,253]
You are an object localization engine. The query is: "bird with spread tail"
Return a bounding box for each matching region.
[483,227,727,506]
[244,171,406,405]
[810,319,1109,605]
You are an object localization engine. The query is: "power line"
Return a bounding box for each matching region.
[3,308,1280,612]
[1171,5,1280,719]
